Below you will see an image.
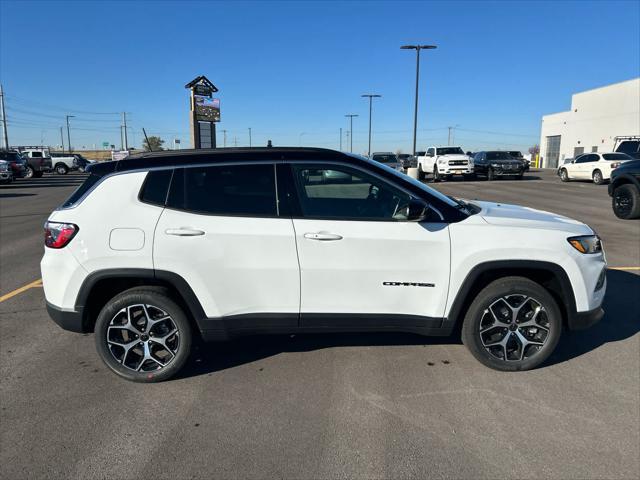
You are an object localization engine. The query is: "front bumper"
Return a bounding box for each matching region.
[46,301,87,333]
[439,164,474,175]
[0,172,12,182]
[493,167,524,176]
[568,306,604,330]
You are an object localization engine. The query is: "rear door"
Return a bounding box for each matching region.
[286,162,451,329]
[153,163,300,324]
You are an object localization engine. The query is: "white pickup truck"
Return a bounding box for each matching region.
[50,152,79,175]
[417,146,474,181]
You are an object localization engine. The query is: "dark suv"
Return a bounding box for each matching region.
[0,150,28,178]
[608,160,640,219]
[473,151,525,180]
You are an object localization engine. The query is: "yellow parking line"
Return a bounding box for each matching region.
[0,279,43,303]
[608,266,640,271]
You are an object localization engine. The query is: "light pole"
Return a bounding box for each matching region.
[60,127,65,153]
[400,44,437,157]
[447,124,460,145]
[339,127,342,150]
[248,127,252,147]
[66,115,75,152]
[345,114,358,153]
[361,94,381,157]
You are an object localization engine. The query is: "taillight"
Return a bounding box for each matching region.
[44,222,78,249]
[610,162,621,169]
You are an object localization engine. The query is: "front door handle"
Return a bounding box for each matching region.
[304,232,343,241]
[165,228,205,237]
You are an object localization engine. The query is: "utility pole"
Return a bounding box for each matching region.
[447,125,459,145]
[339,127,342,151]
[66,115,75,152]
[248,128,252,147]
[0,85,9,149]
[222,129,227,147]
[401,44,437,156]
[345,114,358,153]
[60,127,65,153]
[122,112,128,150]
[234,136,238,147]
[361,94,381,157]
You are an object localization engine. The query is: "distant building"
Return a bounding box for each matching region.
[539,78,640,168]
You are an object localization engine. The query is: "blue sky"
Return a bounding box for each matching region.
[1,0,639,153]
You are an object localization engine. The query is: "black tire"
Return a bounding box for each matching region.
[612,184,640,220]
[433,166,441,182]
[463,173,476,181]
[487,167,496,181]
[24,166,34,179]
[461,276,562,371]
[417,164,425,180]
[33,171,43,178]
[55,163,69,175]
[95,288,193,382]
[592,169,604,185]
[560,168,569,182]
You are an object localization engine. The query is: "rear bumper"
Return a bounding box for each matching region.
[46,301,87,333]
[568,306,604,331]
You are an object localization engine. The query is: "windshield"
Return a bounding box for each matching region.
[486,151,514,161]
[616,141,639,155]
[351,154,461,209]
[372,154,397,163]
[603,153,632,161]
[436,147,464,155]
[508,151,523,158]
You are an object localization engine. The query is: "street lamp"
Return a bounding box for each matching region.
[400,44,437,156]
[65,115,75,152]
[345,114,358,153]
[361,94,381,157]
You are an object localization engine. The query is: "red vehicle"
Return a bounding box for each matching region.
[0,150,28,178]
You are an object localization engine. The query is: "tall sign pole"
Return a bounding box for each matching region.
[185,76,219,149]
[0,85,9,149]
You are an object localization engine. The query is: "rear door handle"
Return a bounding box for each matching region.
[304,232,343,241]
[165,228,205,237]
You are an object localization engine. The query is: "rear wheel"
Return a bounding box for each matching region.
[560,168,569,182]
[593,169,604,185]
[24,166,34,179]
[33,171,43,178]
[612,184,640,219]
[462,276,562,371]
[95,288,193,382]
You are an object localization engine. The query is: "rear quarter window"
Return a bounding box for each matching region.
[139,170,173,206]
[61,173,103,208]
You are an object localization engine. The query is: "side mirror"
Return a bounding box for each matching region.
[407,198,429,222]
[427,152,434,157]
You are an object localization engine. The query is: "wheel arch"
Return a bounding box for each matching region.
[76,269,206,334]
[445,260,577,331]
[611,173,640,191]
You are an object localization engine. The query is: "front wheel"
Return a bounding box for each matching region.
[417,164,425,180]
[612,184,640,219]
[433,166,441,182]
[95,288,193,382]
[462,276,562,371]
[487,167,496,181]
[24,166,34,179]
[33,170,43,178]
[560,168,569,182]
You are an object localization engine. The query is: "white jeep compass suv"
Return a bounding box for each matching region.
[41,148,606,382]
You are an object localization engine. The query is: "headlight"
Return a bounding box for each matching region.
[0,164,8,172]
[567,235,602,254]
[490,162,501,167]
[438,158,446,164]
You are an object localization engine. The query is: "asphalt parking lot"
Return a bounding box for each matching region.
[1,170,639,479]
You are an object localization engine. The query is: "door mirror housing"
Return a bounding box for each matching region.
[407,198,429,222]
[427,152,434,157]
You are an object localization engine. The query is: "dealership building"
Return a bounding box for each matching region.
[539,77,640,168]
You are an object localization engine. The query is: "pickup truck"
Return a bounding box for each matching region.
[17,147,53,178]
[417,146,474,181]
[50,152,79,175]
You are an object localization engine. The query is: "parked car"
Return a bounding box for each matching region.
[371,152,402,171]
[558,152,633,184]
[608,159,640,219]
[473,151,525,180]
[614,136,640,159]
[0,160,13,184]
[73,154,93,173]
[507,151,530,171]
[42,147,605,382]
[50,152,79,175]
[397,153,417,170]
[416,146,474,181]
[556,157,575,176]
[16,147,53,178]
[0,149,28,178]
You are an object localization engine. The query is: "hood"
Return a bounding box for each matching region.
[474,200,593,235]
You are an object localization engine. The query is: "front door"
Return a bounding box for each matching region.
[153,163,300,323]
[287,163,451,329]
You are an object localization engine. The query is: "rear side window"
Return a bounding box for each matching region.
[61,173,103,208]
[139,170,172,206]
[167,164,277,217]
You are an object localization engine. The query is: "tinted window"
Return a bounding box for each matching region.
[167,164,277,217]
[486,152,512,161]
[616,141,639,155]
[291,164,411,221]
[602,153,632,161]
[371,154,397,164]
[30,151,43,158]
[61,173,103,208]
[140,170,173,206]
[436,147,464,155]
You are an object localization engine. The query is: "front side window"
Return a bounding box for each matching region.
[167,164,277,217]
[291,164,412,221]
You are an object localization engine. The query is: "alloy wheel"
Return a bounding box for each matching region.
[614,189,632,217]
[106,304,180,372]
[478,294,550,362]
